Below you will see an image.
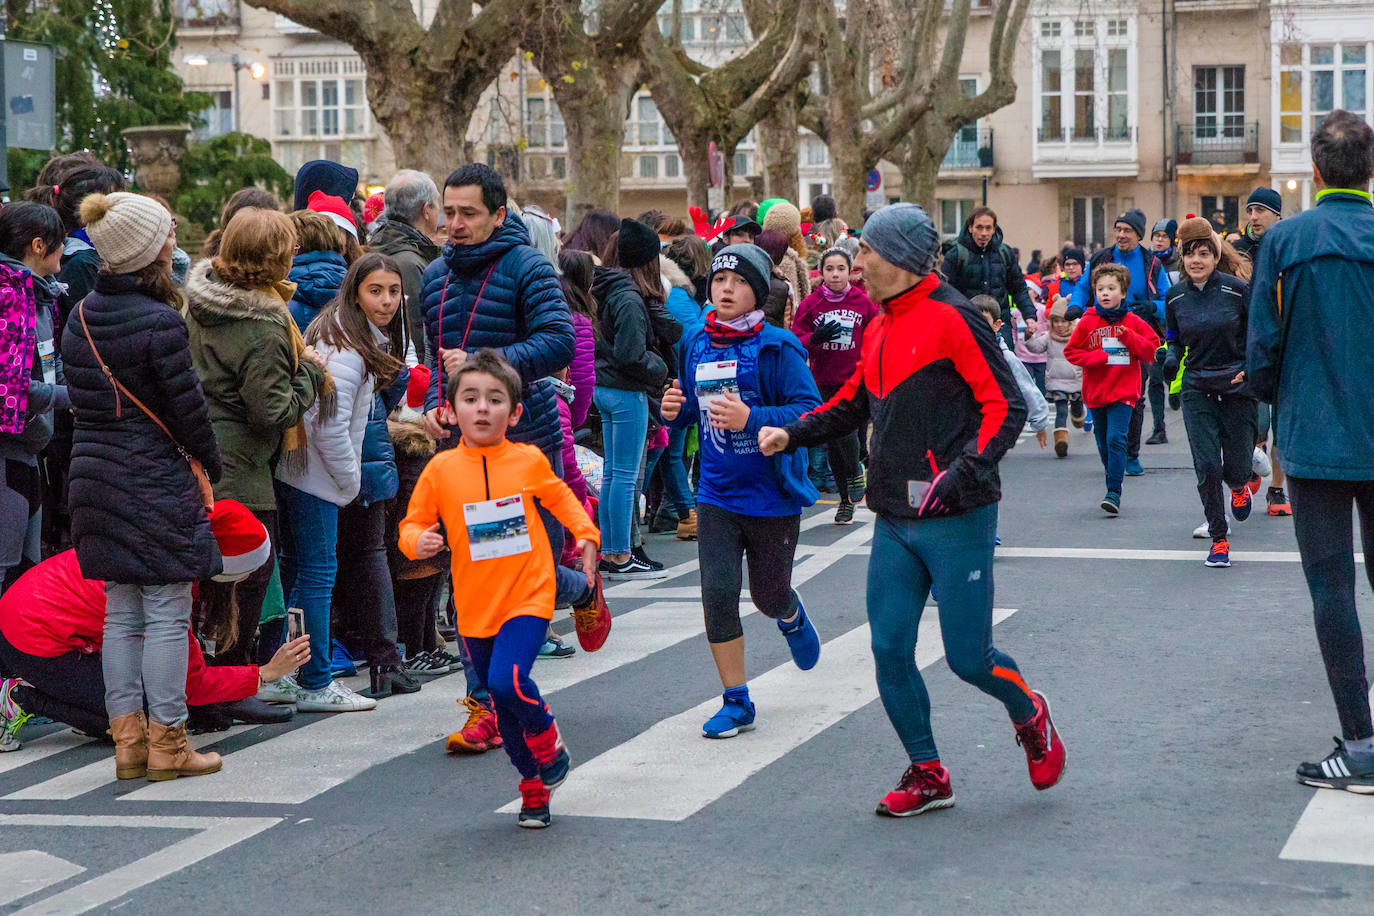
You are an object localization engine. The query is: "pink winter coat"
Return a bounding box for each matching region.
[569,311,596,428]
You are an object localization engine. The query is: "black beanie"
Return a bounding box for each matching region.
[1246,186,1283,217]
[1061,245,1086,266]
[711,244,773,311]
[293,160,360,211]
[1114,208,1147,240]
[617,218,660,269]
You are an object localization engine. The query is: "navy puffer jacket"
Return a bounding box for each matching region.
[60,273,224,584]
[287,250,347,334]
[356,368,407,506]
[419,213,574,457]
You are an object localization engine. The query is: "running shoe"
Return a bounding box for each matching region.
[404,652,451,677]
[778,594,820,671]
[295,680,377,713]
[1193,521,1230,539]
[1246,473,1262,496]
[875,761,955,817]
[1014,690,1066,790]
[526,720,571,789]
[255,674,303,705]
[538,635,576,659]
[430,648,464,672]
[1205,539,1231,568]
[1100,492,1120,516]
[848,467,866,504]
[1125,457,1145,476]
[1268,486,1293,517]
[1083,415,1093,432]
[446,696,502,753]
[1231,486,1253,522]
[1252,446,1272,479]
[518,777,552,828]
[834,501,855,525]
[1297,738,1374,793]
[632,546,665,571]
[571,572,611,652]
[702,692,756,739]
[0,678,32,753]
[599,556,669,581]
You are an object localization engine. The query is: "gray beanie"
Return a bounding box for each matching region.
[861,203,940,277]
[711,243,774,311]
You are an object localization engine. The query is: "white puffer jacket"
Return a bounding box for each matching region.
[275,321,382,506]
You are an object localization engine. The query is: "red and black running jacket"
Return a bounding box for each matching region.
[783,274,1026,520]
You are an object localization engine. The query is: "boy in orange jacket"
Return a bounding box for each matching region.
[399,350,605,829]
[1064,262,1160,516]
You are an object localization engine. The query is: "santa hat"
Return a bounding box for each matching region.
[209,500,271,583]
[307,190,359,240]
[363,192,385,225]
[406,364,432,409]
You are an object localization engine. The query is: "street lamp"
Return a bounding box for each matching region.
[181,53,265,134]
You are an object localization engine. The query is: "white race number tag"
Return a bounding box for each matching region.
[463,493,532,561]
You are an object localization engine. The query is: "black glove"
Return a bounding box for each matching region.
[810,319,843,345]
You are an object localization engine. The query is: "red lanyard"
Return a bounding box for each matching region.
[436,263,497,362]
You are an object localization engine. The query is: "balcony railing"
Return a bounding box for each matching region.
[941,128,994,171]
[176,0,239,29]
[1176,121,1260,166]
[1038,124,1137,143]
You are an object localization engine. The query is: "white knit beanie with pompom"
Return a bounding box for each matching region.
[79,192,173,274]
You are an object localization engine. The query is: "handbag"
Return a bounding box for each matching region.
[78,301,215,510]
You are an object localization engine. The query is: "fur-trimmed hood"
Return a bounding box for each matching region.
[184,258,295,329]
[388,417,436,457]
[660,254,694,292]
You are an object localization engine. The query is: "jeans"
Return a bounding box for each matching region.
[103,581,194,725]
[1,458,41,590]
[461,614,555,779]
[1288,477,1374,742]
[1048,391,1083,430]
[696,503,800,643]
[645,429,695,514]
[275,482,340,692]
[867,506,1037,763]
[1090,402,1134,495]
[335,499,403,668]
[395,575,441,661]
[594,386,648,555]
[1181,391,1258,540]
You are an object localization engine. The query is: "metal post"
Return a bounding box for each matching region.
[232,53,241,134]
[0,19,9,200]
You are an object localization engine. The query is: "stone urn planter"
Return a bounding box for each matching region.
[121,125,190,197]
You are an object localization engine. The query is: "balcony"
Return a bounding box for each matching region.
[175,0,239,31]
[940,128,994,175]
[1175,121,1261,175]
[1033,123,1139,179]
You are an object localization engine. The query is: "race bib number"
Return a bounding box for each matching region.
[463,494,532,561]
[1102,336,1130,366]
[37,338,56,385]
[695,359,739,408]
[833,315,856,348]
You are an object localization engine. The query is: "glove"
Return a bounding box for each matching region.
[810,319,843,345]
[914,469,958,520]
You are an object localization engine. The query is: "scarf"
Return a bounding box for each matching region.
[704,308,766,344]
[821,282,851,303]
[1094,302,1130,325]
[271,279,336,474]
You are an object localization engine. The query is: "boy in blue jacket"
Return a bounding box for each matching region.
[660,244,823,739]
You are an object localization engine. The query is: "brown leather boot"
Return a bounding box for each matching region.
[1054,429,1069,458]
[109,711,148,780]
[147,720,222,781]
[675,508,698,541]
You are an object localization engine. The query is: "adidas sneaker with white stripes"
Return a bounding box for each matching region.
[1296,739,1374,793]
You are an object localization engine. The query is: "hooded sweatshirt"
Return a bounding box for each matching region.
[791,283,880,390]
[1063,307,1159,408]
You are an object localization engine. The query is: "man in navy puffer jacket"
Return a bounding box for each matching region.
[419,164,573,462]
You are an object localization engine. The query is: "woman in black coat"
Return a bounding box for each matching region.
[60,192,224,782]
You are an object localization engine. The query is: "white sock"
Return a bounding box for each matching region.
[1346,737,1374,756]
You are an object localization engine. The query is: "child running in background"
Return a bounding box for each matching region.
[399,350,606,829]
[660,244,822,739]
[791,247,879,524]
[972,295,1049,452]
[1026,296,1084,458]
[1064,263,1159,515]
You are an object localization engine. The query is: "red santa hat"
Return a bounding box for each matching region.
[363,191,385,225]
[406,364,432,409]
[209,500,271,583]
[307,190,359,240]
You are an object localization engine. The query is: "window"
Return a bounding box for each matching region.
[1074,20,1091,38]
[636,97,660,145]
[939,199,977,239]
[525,97,565,148]
[804,137,830,166]
[175,0,237,27]
[272,58,368,140]
[1194,66,1244,138]
[944,78,983,168]
[1073,49,1094,138]
[553,156,566,180]
[1278,42,1373,144]
[733,152,748,175]
[1040,21,1060,39]
[1040,49,1062,140]
[1072,196,1107,247]
[665,153,680,178]
[1345,45,1367,112]
[1280,45,1303,142]
[808,182,829,201]
[1035,15,1134,144]
[194,90,234,140]
[1107,19,1127,38]
[639,155,658,179]
[1201,195,1239,233]
[1107,49,1129,138]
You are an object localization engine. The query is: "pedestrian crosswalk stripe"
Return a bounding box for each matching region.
[1281,687,1374,866]
[497,608,1018,821]
[0,851,85,907]
[0,730,92,777]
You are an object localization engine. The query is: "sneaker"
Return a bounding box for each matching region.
[848,467,866,504]
[1083,415,1093,432]
[1145,429,1167,445]
[1193,520,1230,539]
[1246,473,1262,495]
[518,777,552,828]
[631,546,665,571]
[1100,492,1120,516]
[702,692,756,739]
[1231,486,1253,522]
[1252,446,1272,479]
[0,678,32,753]
[995,534,1002,546]
[404,651,452,677]
[446,696,502,753]
[777,595,820,671]
[538,635,576,660]
[364,663,421,699]
[571,573,612,652]
[1125,457,1145,476]
[1268,486,1293,517]
[875,761,955,817]
[256,674,303,705]
[1205,538,1231,568]
[1297,738,1374,793]
[1014,690,1066,791]
[430,649,464,672]
[599,556,669,581]
[834,501,855,525]
[295,680,377,713]
[526,720,571,789]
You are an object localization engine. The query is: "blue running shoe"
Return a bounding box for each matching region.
[703,688,756,739]
[1230,486,1253,522]
[778,592,820,671]
[1125,457,1145,476]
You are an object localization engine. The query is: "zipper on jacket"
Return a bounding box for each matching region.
[926,449,940,476]
[482,456,490,500]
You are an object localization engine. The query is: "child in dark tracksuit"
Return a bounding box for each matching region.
[660,244,822,740]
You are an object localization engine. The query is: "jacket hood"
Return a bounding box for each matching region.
[185,258,293,328]
[660,255,693,292]
[387,417,436,457]
[370,218,440,261]
[289,251,348,309]
[442,211,531,276]
[958,225,1005,253]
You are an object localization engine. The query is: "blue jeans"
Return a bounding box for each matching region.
[1090,402,1134,496]
[594,386,648,555]
[867,506,1037,763]
[461,614,555,779]
[275,482,340,692]
[645,427,695,513]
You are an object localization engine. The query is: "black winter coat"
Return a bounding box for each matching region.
[60,273,223,584]
[944,226,1036,322]
[592,267,677,395]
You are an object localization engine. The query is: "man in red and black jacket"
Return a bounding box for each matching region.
[759,203,1066,818]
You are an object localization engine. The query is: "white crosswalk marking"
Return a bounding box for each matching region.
[0,730,92,776]
[0,851,85,906]
[497,608,1018,821]
[1281,687,1374,866]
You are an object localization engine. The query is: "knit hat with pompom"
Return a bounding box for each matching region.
[79,192,173,274]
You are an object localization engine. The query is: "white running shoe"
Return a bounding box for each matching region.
[0,678,31,753]
[256,674,303,705]
[1252,446,1272,479]
[1193,521,1231,539]
[295,680,377,713]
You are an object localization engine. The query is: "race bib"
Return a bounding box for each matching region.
[1102,336,1130,366]
[833,315,856,348]
[695,359,739,408]
[37,338,56,385]
[463,493,532,561]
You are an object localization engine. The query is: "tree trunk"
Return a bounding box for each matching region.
[364,63,478,181]
[676,129,712,213]
[553,68,635,214]
[900,114,956,216]
[828,144,869,226]
[757,94,799,202]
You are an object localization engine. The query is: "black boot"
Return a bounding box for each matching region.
[1145,428,1168,445]
[365,664,421,699]
[220,696,295,724]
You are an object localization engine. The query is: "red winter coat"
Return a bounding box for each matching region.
[0,550,258,705]
[1063,310,1159,409]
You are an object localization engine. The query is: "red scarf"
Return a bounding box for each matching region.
[704,308,765,344]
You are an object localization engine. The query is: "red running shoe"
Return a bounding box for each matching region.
[1015,691,1066,790]
[875,761,955,817]
[1246,473,1262,496]
[518,777,551,828]
[445,696,503,754]
[571,573,611,652]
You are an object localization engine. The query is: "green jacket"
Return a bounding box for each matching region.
[184,260,324,511]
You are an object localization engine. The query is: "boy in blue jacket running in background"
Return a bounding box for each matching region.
[660,244,823,740]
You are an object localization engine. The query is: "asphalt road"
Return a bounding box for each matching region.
[4,413,1374,915]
